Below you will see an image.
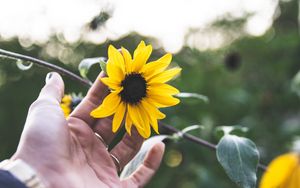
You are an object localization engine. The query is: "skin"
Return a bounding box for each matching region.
[11,72,165,188]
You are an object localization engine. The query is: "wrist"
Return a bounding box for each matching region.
[0,159,46,188]
[10,155,71,188]
[11,148,79,188]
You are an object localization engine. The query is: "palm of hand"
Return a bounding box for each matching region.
[12,73,164,188]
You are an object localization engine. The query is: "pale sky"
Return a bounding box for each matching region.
[0,0,279,52]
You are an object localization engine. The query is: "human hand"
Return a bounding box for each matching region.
[12,72,165,188]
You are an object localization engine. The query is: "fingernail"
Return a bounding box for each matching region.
[45,72,53,83]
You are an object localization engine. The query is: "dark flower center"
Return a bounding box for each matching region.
[120,73,147,104]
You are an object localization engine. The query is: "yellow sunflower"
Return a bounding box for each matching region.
[61,95,72,117]
[259,152,300,188]
[60,94,83,117]
[90,41,181,138]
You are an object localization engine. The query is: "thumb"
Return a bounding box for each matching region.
[17,72,66,151]
[14,72,68,169]
[39,72,64,103]
[29,72,64,112]
[26,72,65,126]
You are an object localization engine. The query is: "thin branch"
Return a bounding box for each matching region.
[159,122,267,171]
[159,122,216,150]
[0,49,92,87]
[0,48,267,171]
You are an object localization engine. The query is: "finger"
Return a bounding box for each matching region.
[39,72,64,102]
[70,72,109,126]
[68,124,119,181]
[110,128,144,170]
[69,72,117,144]
[22,72,68,145]
[122,142,165,187]
[93,117,116,145]
[28,72,64,114]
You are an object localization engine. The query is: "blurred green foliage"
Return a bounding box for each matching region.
[1,0,300,187]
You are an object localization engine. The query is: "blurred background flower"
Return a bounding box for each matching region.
[60,94,83,117]
[260,152,300,188]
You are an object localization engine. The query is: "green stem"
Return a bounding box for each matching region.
[0,49,92,87]
[0,48,267,171]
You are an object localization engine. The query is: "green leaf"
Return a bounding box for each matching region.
[170,125,204,141]
[0,55,33,71]
[181,125,204,134]
[78,57,106,78]
[292,137,300,153]
[99,59,107,75]
[291,70,300,97]
[16,60,33,71]
[216,135,259,188]
[175,92,209,103]
[120,135,168,179]
[214,125,249,140]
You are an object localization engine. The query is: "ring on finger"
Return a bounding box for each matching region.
[95,132,108,149]
[110,153,122,172]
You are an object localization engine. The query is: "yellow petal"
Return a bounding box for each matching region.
[128,104,149,138]
[284,165,300,188]
[108,45,125,72]
[127,104,145,131]
[135,126,148,139]
[133,41,146,58]
[147,83,179,96]
[148,67,181,84]
[260,153,299,188]
[112,102,126,132]
[132,45,152,73]
[150,117,159,134]
[142,53,172,79]
[100,77,121,90]
[148,94,180,108]
[125,110,133,135]
[90,92,121,118]
[141,99,160,134]
[292,166,300,187]
[106,59,125,82]
[143,98,166,119]
[138,105,151,138]
[60,104,71,117]
[121,47,132,73]
[61,95,72,105]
